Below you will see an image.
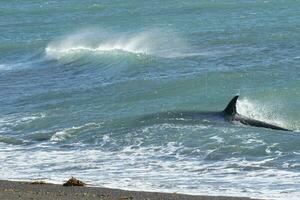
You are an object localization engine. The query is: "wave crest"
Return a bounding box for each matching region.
[45,29,192,59]
[50,123,101,142]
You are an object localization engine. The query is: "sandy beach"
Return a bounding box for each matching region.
[0,180,264,200]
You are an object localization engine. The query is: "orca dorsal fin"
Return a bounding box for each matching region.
[223,95,239,116]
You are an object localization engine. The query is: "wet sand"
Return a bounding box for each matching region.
[0,180,264,200]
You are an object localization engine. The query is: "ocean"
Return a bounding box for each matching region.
[0,1,299,199]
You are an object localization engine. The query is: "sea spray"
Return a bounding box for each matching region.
[45,28,191,59]
[237,97,288,128]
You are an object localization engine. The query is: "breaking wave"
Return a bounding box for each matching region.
[45,28,194,59]
[50,123,101,142]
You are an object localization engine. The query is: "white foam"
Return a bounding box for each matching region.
[45,28,194,59]
[1,142,299,200]
[50,128,75,142]
[0,113,46,127]
[1,132,300,200]
[50,123,100,142]
[209,135,224,143]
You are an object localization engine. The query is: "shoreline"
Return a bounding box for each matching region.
[0,179,265,200]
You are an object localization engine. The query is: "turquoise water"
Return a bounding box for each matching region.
[0,1,300,199]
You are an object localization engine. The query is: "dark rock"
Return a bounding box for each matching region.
[30,181,47,185]
[63,177,86,187]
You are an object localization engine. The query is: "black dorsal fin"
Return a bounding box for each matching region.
[223,95,239,116]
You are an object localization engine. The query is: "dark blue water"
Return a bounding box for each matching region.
[0,1,299,199]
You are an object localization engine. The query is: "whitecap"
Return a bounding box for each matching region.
[50,123,100,142]
[0,113,46,127]
[45,28,195,60]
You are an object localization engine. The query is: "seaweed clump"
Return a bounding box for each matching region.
[63,177,86,186]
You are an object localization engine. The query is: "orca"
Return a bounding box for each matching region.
[141,95,291,131]
[223,95,291,131]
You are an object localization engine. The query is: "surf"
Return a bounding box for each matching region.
[45,28,195,60]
